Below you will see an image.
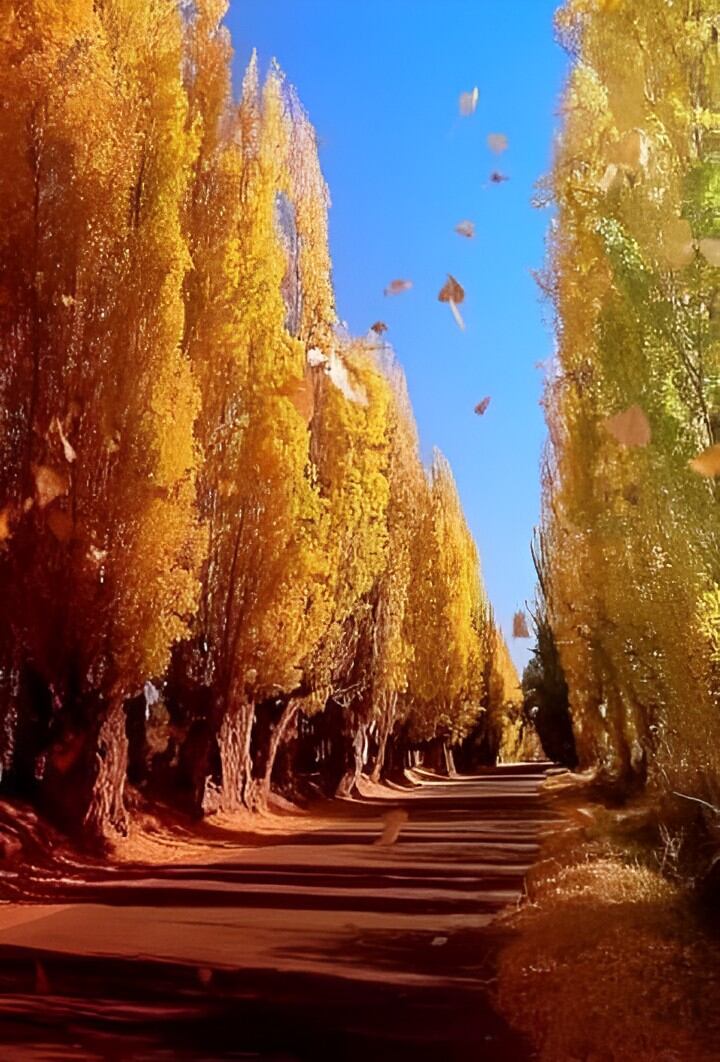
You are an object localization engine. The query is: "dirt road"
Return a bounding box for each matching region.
[0,764,552,1060]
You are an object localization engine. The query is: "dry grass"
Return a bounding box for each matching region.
[495,789,720,1062]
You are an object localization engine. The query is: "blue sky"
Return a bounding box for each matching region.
[227,1,568,672]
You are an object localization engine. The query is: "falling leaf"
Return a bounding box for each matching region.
[431,936,448,947]
[689,443,720,478]
[699,239,720,267]
[307,347,328,368]
[23,497,33,513]
[60,294,75,308]
[327,352,368,406]
[438,275,465,305]
[52,417,77,463]
[662,218,695,270]
[374,808,408,847]
[448,300,465,331]
[284,375,315,424]
[47,509,73,543]
[490,171,509,184]
[459,87,479,117]
[370,321,388,334]
[455,220,475,239]
[611,129,648,171]
[513,611,530,639]
[598,163,620,194]
[384,279,412,296]
[88,545,107,565]
[33,465,68,509]
[487,132,508,154]
[603,405,651,448]
[474,397,491,416]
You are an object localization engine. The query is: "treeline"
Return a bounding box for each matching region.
[0,0,520,844]
[540,0,720,811]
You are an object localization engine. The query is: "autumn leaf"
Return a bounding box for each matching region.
[603,405,651,448]
[455,220,475,239]
[598,163,620,194]
[689,443,720,478]
[513,611,530,638]
[52,416,77,463]
[47,508,73,543]
[459,87,479,117]
[33,465,68,509]
[662,217,695,270]
[611,129,648,171]
[284,375,314,424]
[487,132,508,154]
[307,347,328,368]
[370,321,388,334]
[474,397,491,416]
[374,808,408,846]
[698,239,720,267]
[384,279,412,296]
[438,275,465,304]
[490,171,509,184]
[0,507,11,542]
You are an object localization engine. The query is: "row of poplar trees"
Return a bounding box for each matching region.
[0,0,519,843]
[542,0,720,809]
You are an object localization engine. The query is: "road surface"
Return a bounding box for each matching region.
[0,764,552,1060]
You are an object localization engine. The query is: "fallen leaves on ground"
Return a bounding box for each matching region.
[689,443,720,478]
[603,404,651,448]
[384,279,412,296]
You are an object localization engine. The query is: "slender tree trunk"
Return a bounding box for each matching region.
[336,722,368,797]
[371,692,397,783]
[218,699,255,811]
[254,699,299,809]
[84,694,129,843]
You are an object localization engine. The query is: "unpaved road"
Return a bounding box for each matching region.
[0,764,552,1060]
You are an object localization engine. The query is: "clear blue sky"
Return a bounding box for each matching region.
[226,1,568,672]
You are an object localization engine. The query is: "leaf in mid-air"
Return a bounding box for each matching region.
[689,443,720,478]
[474,397,491,416]
[603,405,651,448]
[487,132,508,154]
[455,220,475,239]
[459,87,479,116]
[438,275,465,304]
[384,279,412,296]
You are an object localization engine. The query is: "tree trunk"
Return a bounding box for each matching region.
[336,722,368,797]
[217,699,254,811]
[84,695,129,844]
[371,692,397,783]
[254,699,299,809]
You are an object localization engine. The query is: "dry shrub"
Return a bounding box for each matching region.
[496,832,720,1062]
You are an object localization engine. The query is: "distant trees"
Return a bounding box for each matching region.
[542,0,720,803]
[0,0,517,846]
